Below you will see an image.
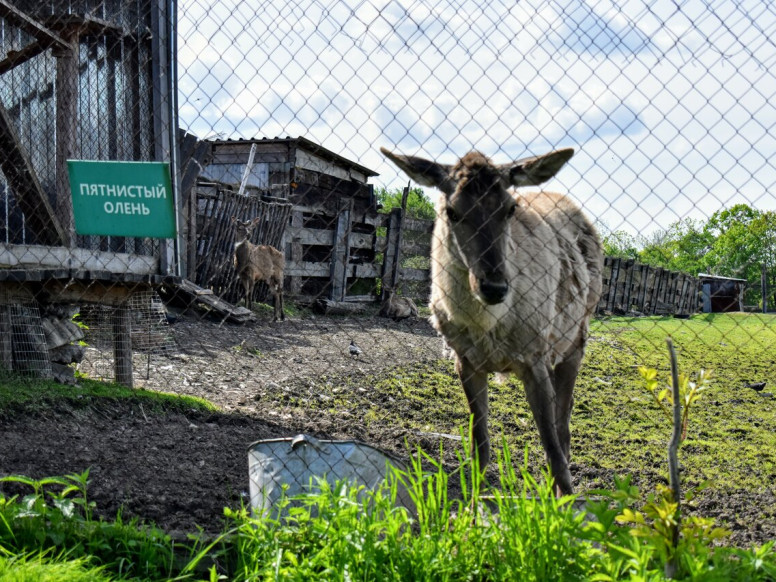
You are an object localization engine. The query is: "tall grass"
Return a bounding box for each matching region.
[1,443,775,580]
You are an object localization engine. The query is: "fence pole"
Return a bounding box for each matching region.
[763,264,768,314]
[113,303,133,388]
[330,198,353,301]
[381,208,405,298]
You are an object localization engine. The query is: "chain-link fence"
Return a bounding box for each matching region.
[0,0,775,544]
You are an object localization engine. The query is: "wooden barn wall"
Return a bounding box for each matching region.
[0,0,156,254]
[191,180,433,306]
[598,257,701,316]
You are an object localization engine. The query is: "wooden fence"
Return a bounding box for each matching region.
[192,182,432,306]
[598,257,700,316]
[191,187,700,316]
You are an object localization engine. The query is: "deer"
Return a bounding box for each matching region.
[379,287,419,321]
[381,146,603,495]
[231,216,285,321]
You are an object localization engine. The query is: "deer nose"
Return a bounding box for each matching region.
[479,278,508,304]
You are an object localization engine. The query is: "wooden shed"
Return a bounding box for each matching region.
[0,0,177,269]
[698,273,746,313]
[193,137,383,304]
[0,0,180,385]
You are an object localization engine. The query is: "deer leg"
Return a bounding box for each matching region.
[245,279,254,311]
[457,356,490,472]
[553,346,584,463]
[278,287,285,321]
[521,358,573,495]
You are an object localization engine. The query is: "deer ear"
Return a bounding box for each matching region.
[380,147,454,193]
[501,148,574,187]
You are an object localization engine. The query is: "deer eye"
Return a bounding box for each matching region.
[446,207,461,222]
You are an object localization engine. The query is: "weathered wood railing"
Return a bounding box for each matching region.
[598,257,700,316]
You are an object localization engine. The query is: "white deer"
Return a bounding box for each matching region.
[381,147,603,495]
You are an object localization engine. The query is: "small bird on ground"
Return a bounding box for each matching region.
[349,340,362,358]
[746,381,767,392]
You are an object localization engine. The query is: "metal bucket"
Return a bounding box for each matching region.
[248,434,413,516]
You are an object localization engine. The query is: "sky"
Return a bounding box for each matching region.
[176,0,776,238]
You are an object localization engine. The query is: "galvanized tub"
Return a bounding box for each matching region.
[248,434,413,516]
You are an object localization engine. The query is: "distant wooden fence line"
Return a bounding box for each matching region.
[598,257,700,316]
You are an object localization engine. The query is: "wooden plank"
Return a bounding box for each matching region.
[0,39,49,75]
[113,304,133,388]
[0,101,65,246]
[606,257,620,312]
[54,33,78,247]
[0,244,158,274]
[381,208,404,296]
[285,261,330,277]
[329,198,353,301]
[622,259,635,311]
[285,226,334,246]
[403,217,434,233]
[0,1,71,50]
[636,264,650,312]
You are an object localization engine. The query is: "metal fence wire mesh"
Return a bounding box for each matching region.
[0,0,776,543]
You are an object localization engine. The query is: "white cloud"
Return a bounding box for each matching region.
[177,0,776,235]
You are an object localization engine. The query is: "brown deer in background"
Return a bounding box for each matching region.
[381,146,603,495]
[379,288,419,321]
[232,216,286,321]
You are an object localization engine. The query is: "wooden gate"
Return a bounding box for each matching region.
[194,182,292,304]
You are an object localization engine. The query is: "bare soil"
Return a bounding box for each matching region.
[0,308,773,547]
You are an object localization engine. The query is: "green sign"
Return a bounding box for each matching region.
[68,160,176,239]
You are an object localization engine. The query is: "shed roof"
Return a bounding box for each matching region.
[207,136,379,178]
[697,273,747,283]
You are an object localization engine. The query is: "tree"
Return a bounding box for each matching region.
[701,206,776,307]
[375,186,435,220]
[638,218,712,275]
[601,229,641,260]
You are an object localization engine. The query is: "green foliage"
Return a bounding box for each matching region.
[2,439,776,580]
[637,205,776,306]
[375,186,436,220]
[0,375,215,414]
[600,228,641,260]
[0,471,178,580]
[639,366,712,441]
[639,218,713,275]
[0,553,112,582]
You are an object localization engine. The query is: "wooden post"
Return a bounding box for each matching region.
[622,259,635,312]
[606,257,620,312]
[763,264,768,314]
[151,0,178,276]
[113,303,133,388]
[54,34,78,248]
[381,208,404,298]
[289,209,304,296]
[330,198,353,301]
[0,305,12,372]
[636,264,649,313]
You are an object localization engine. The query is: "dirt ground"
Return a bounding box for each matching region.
[0,308,773,548]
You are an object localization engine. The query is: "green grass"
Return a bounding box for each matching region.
[1,313,775,579]
[0,375,216,416]
[0,553,112,582]
[269,314,776,498]
[2,444,775,581]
